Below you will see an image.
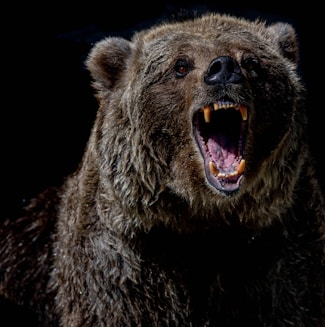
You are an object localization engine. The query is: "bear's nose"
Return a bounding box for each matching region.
[204,56,243,85]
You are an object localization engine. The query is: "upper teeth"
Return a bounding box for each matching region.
[202,103,247,123]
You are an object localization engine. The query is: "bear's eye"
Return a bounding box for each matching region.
[241,56,261,77]
[175,59,191,78]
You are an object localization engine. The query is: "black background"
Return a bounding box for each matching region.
[1,1,323,324]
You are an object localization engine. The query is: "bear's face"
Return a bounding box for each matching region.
[86,13,303,216]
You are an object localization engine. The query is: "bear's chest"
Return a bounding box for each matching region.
[140,226,282,292]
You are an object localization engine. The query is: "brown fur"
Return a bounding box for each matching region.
[1,12,325,326]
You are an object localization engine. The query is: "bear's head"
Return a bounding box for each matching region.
[85,13,306,228]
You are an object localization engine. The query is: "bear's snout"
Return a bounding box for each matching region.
[204,56,243,86]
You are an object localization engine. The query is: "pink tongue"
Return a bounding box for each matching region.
[207,136,236,169]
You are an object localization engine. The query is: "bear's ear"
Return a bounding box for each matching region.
[85,37,132,90]
[267,22,299,65]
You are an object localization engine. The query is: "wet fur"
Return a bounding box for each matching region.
[1,12,325,326]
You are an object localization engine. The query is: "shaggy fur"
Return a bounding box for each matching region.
[1,12,325,326]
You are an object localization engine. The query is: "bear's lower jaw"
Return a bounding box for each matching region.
[205,162,244,195]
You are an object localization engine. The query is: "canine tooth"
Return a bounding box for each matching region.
[239,105,247,121]
[209,161,219,176]
[203,105,211,123]
[235,159,246,174]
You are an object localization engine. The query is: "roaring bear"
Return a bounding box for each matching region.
[1,11,325,326]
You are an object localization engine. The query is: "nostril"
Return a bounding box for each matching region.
[204,56,243,86]
[208,60,222,77]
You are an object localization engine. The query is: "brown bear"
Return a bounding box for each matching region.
[0,11,325,326]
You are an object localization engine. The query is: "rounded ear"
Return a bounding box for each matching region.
[267,22,299,65]
[85,37,132,90]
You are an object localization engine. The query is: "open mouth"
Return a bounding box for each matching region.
[193,99,248,194]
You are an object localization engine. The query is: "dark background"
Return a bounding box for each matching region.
[1,1,322,324]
